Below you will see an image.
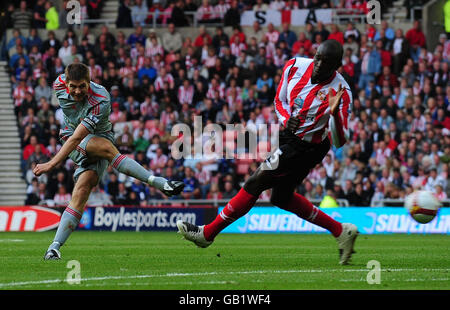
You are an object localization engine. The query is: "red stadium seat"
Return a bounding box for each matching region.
[262,106,273,122]
[257,141,271,161]
[131,120,141,129]
[236,160,250,175]
[145,120,157,130]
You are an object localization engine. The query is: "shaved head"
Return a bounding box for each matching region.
[311,40,343,84]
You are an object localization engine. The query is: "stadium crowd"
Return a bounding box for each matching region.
[1,0,449,207]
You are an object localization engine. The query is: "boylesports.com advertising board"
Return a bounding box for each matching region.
[0,206,449,234]
[0,206,216,232]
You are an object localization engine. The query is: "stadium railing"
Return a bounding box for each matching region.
[34,199,350,208]
[378,199,450,207]
[145,199,350,207]
[78,8,368,28]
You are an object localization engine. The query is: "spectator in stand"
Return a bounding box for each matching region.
[313,21,330,43]
[214,0,230,22]
[116,0,133,28]
[181,166,201,199]
[13,78,34,118]
[278,23,297,49]
[53,185,72,206]
[115,125,134,154]
[33,0,47,29]
[23,135,50,162]
[196,0,216,24]
[114,183,129,205]
[86,185,114,207]
[224,0,240,27]
[150,147,168,175]
[194,26,212,49]
[358,42,381,90]
[328,24,345,45]
[105,173,119,202]
[344,21,360,41]
[36,182,51,203]
[27,144,50,170]
[127,25,146,48]
[207,183,223,200]
[171,0,189,27]
[10,44,30,70]
[45,1,59,30]
[162,23,183,54]
[222,180,238,199]
[11,0,33,29]
[265,23,280,45]
[292,32,312,57]
[131,0,148,26]
[377,66,398,89]
[253,0,269,11]
[405,20,427,63]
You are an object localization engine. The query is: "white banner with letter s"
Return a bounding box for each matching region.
[241,9,332,26]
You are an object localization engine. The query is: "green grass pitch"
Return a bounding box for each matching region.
[0,231,449,290]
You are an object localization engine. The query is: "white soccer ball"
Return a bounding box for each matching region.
[404,190,442,224]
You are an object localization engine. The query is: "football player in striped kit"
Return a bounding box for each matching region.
[178,40,359,265]
[34,63,184,260]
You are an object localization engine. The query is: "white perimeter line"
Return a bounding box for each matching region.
[340,278,450,283]
[1,268,449,288]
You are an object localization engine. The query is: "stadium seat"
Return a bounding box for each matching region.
[236,160,251,175]
[257,141,271,162]
[131,120,141,129]
[262,106,273,122]
[145,120,157,130]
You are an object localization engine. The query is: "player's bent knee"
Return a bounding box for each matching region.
[87,137,118,161]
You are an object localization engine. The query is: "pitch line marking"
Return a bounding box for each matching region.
[1,268,450,288]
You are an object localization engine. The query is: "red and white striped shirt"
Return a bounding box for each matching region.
[197,5,216,21]
[154,73,175,91]
[214,3,230,19]
[178,85,194,105]
[206,82,225,99]
[274,57,352,147]
[230,42,247,57]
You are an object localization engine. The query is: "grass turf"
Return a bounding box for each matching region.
[0,231,449,290]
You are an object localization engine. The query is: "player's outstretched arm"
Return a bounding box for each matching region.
[33,124,90,176]
[328,83,351,148]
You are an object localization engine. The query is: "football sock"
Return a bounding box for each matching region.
[203,188,258,241]
[111,153,167,189]
[49,205,82,250]
[285,193,343,237]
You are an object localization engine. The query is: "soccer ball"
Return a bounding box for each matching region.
[405,190,442,224]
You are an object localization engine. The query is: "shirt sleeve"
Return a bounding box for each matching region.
[52,74,68,100]
[274,58,296,127]
[328,87,352,148]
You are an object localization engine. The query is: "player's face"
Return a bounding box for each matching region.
[67,79,89,102]
[312,43,341,84]
[312,51,337,84]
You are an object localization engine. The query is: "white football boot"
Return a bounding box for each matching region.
[177,221,213,248]
[336,223,359,265]
[43,248,61,260]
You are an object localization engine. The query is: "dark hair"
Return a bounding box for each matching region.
[65,63,90,82]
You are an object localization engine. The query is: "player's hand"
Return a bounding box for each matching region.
[286,115,301,133]
[33,162,54,177]
[329,83,345,116]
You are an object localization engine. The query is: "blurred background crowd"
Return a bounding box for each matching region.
[0,0,448,207]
